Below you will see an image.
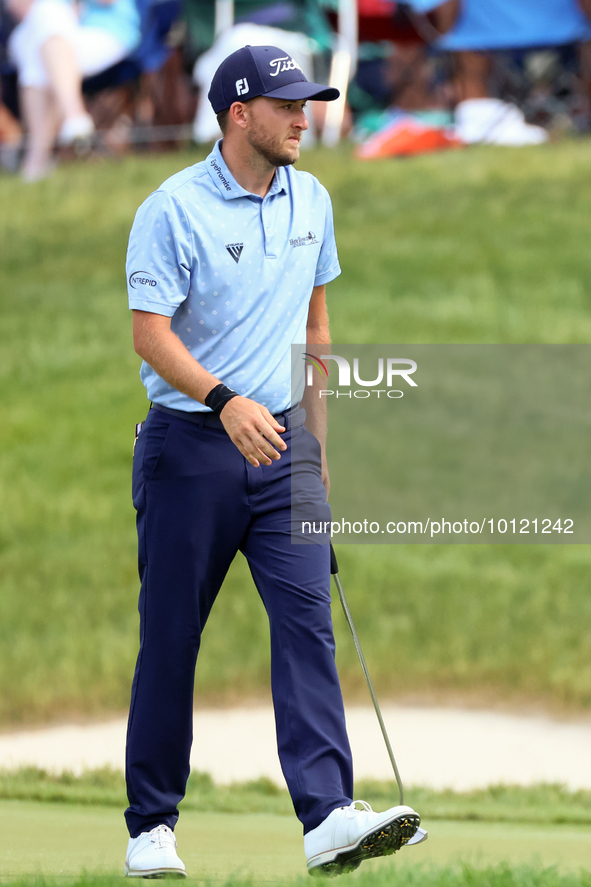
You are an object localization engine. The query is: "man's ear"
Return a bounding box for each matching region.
[229,101,249,130]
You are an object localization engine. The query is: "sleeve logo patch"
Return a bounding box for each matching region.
[129,270,158,288]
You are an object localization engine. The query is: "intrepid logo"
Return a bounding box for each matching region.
[290,231,319,248]
[226,242,244,263]
[269,56,302,77]
[129,270,158,289]
[306,355,418,399]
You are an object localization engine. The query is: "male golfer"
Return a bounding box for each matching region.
[124,44,421,878]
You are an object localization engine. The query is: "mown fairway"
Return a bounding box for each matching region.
[3,772,591,885]
[2,142,591,724]
[2,800,591,881]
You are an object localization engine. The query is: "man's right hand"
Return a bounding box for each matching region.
[220,397,287,467]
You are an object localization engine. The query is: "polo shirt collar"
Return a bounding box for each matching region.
[206,139,288,200]
[269,164,288,196]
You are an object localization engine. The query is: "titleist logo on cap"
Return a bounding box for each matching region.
[269,56,302,77]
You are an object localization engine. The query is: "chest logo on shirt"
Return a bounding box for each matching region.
[290,231,319,248]
[129,270,158,288]
[226,242,244,263]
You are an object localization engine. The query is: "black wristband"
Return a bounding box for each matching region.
[205,383,239,416]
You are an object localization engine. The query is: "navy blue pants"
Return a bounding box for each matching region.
[125,405,354,838]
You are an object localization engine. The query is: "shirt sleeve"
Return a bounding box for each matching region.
[314,186,341,287]
[127,190,193,316]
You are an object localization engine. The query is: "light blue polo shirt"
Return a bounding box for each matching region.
[127,140,340,413]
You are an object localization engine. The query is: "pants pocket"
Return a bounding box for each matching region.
[132,413,170,509]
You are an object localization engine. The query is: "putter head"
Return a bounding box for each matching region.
[405,826,428,846]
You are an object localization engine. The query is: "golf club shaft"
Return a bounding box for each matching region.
[330,544,404,807]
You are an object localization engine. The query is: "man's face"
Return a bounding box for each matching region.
[243,97,309,167]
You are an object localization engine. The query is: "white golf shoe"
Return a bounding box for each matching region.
[304,800,422,877]
[455,98,548,146]
[58,113,95,146]
[125,824,186,878]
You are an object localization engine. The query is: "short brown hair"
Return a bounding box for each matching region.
[216,108,230,134]
[216,97,257,134]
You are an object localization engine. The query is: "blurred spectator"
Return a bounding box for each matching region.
[0,1,22,169]
[183,0,334,66]
[76,0,188,153]
[134,0,179,75]
[0,94,21,162]
[7,0,140,179]
[407,0,591,144]
[186,0,334,143]
[348,0,450,122]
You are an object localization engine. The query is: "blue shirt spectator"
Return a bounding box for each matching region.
[80,0,141,55]
[407,0,591,50]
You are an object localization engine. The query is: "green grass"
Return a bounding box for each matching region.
[2,798,591,880]
[5,869,591,887]
[3,142,591,723]
[3,768,591,828]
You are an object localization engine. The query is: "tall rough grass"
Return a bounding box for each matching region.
[2,143,591,723]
